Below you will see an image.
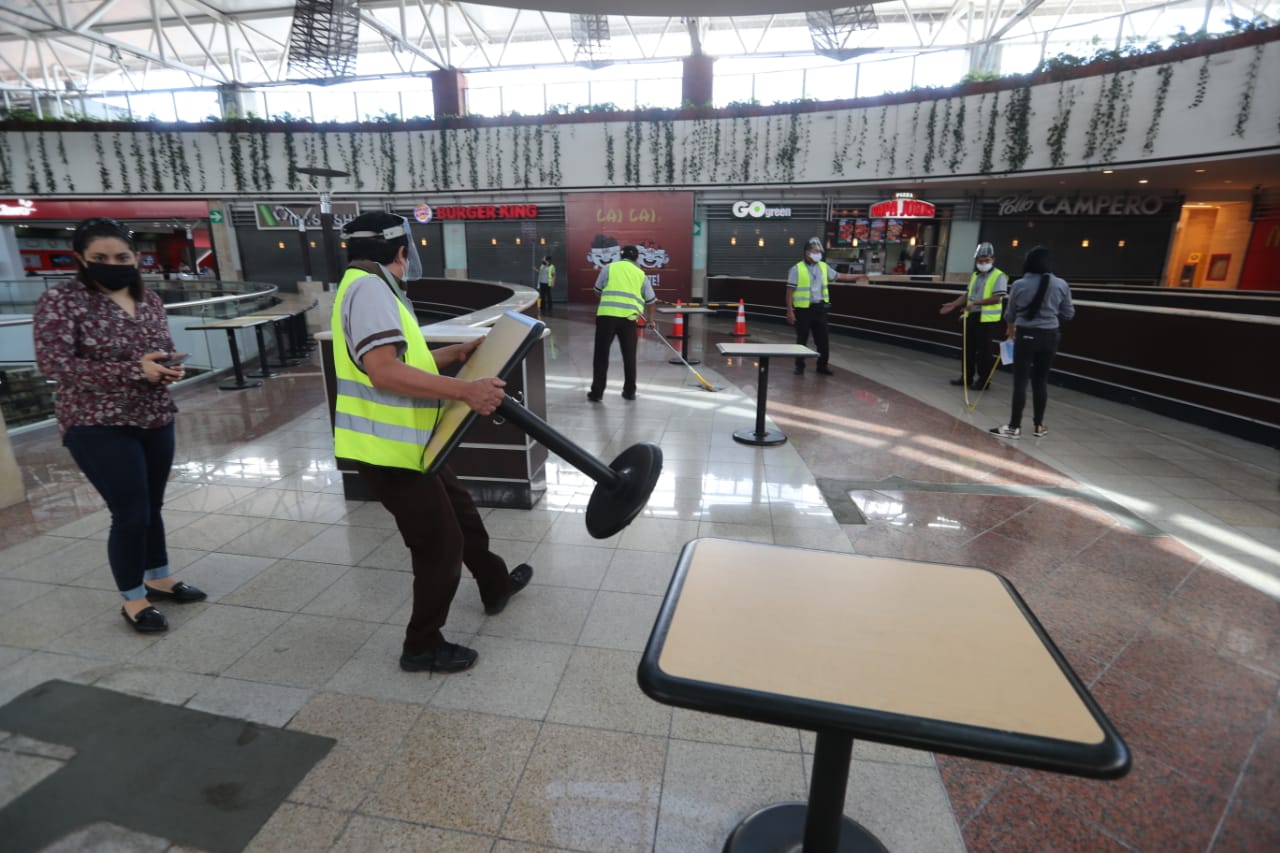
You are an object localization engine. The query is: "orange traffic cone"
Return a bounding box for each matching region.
[733,299,748,337]
[672,300,684,340]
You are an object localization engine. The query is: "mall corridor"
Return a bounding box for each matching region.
[0,306,1277,852]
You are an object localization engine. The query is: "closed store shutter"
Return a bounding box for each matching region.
[705,203,826,278]
[462,207,565,291]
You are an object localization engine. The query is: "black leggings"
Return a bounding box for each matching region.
[1010,327,1060,429]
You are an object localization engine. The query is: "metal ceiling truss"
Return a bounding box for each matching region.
[0,0,1275,96]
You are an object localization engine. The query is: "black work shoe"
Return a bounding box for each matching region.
[586,393,602,403]
[622,392,636,401]
[122,605,168,633]
[145,580,207,603]
[969,382,987,391]
[816,366,834,375]
[400,641,478,673]
[485,563,534,615]
[950,378,967,386]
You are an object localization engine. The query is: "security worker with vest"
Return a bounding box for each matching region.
[535,255,555,315]
[332,212,533,674]
[940,242,1008,390]
[785,237,863,375]
[588,244,656,402]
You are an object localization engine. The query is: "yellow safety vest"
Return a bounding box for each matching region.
[791,261,830,308]
[330,265,441,471]
[546,264,555,287]
[596,261,647,320]
[965,268,1006,322]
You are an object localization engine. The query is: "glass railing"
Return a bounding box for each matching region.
[1,278,279,431]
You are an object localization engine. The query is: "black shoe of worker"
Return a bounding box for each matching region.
[950,377,968,386]
[622,392,636,401]
[816,366,834,375]
[586,393,602,403]
[485,563,534,615]
[400,641,478,673]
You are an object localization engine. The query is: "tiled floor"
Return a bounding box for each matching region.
[0,304,1276,852]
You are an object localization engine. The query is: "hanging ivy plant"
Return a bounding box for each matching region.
[923,101,939,173]
[194,145,206,191]
[1047,83,1076,168]
[36,133,56,192]
[875,106,888,174]
[1143,66,1174,154]
[147,132,164,190]
[711,120,722,182]
[1003,87,1033,171]
[283,128,299,190]
[348,132,365,189]
[1100,75,1134,162]
[319,130,332,173]
[246,129,261,191]
[23,135,40,195]
[855,111,868,170]
[935,100,951,172]
[759,116,772,181]
[114,135,132,194]
[129,134,149,192]
[550,125,563,186]
[739,116,754,183]
[648,120,661,185]
[229,131,245,191]
[906,102,921,173]
[979,92,1000,174]
[0,132,12,193]
[663,121,676,184]
[948,101,966,172]
[56,132,75,192]
[777,112,800,181]
[605,131,616,183]
[887,107,900,175]
[259,129,273,189]
[1233,43,1263,137]
[1189,55,1210,109]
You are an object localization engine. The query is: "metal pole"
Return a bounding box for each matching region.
[319,190,340,287]
[297,217,313,281]
[185,226,198,274]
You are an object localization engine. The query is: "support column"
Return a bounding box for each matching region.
[430,68,469,118]
[682,55,715,108]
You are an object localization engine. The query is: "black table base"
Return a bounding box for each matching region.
[724,731,888,853]
[733,355,785,446]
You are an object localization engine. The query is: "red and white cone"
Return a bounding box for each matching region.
[673,300,684,340]
[733,299,748,337]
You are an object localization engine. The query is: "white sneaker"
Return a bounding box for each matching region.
[990,424,1021,439]
[1033,424,1048,438]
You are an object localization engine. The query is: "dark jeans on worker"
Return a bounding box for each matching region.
[793,303,830,371]
[538,282,553,314]
[353,462,511,656]
[1009,327,1060,429]
[963,312,1000,385]
[63,422,175,601]
[591,314,639,397]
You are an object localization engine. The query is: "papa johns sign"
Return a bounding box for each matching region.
[996,194,1165,217]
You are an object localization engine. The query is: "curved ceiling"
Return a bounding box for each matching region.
[0,0,1268,96]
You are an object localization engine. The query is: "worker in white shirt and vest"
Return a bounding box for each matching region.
[785,236,864,376]
[331,211,533,675]
[588,245,656,402]
[940,242,1008,390]
[535,255,555,315]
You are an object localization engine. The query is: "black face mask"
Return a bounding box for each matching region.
[85,262,140,292]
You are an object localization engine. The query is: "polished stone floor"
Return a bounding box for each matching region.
[0,304,1276,852]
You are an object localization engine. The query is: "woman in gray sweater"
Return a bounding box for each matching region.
[991,246,1074,439]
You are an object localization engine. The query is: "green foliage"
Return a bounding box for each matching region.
[959,71,1000,84]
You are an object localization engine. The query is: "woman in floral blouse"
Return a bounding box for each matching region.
[33,217,207,633]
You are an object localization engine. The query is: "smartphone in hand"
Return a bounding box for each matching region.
[158,353,190,367]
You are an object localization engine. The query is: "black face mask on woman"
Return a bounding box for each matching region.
[84,262,140,292]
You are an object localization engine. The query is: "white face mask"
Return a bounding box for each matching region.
[808,252,822,263]
[976,261,993,273]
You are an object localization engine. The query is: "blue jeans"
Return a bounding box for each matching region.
[63,423,175,600]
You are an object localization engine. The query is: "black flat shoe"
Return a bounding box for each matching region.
[816,366,834,375]
[485,563,534,615]
[400,641,478,673]
[122,605,168,633]
[144,581,207,603]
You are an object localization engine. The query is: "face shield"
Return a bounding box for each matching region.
[345,216,422,280]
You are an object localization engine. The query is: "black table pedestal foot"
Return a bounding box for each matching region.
[722,803,887,853]
[670,357,702,365]
[733,428,786,446]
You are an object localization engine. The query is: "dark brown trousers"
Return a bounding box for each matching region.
[354,462,510,656]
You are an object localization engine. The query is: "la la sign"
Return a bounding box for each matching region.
[869,198,936,219]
